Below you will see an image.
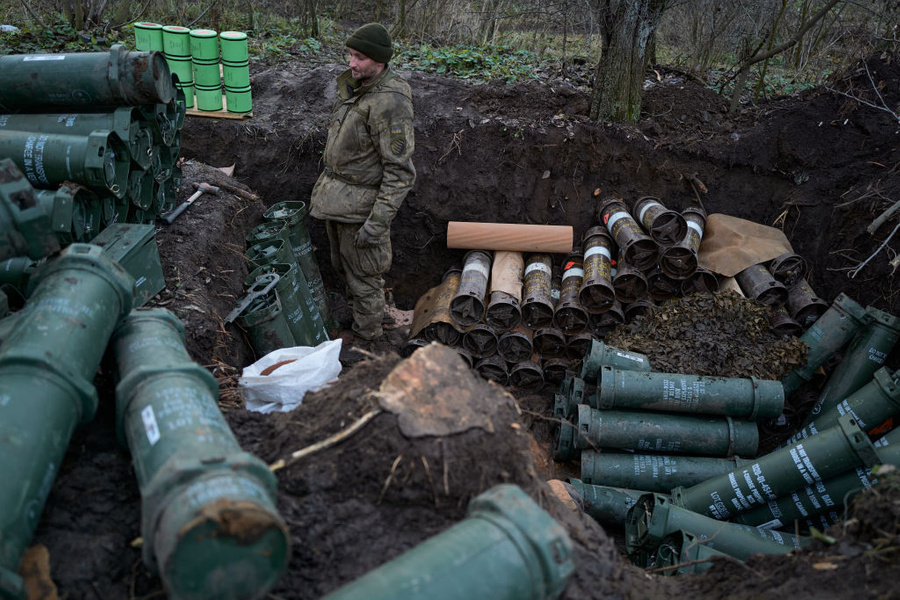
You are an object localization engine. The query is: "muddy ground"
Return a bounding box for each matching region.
[27,50,900,599]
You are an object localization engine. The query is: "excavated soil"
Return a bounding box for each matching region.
[26,51,900,599]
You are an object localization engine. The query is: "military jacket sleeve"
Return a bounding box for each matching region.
[309,67,416,232]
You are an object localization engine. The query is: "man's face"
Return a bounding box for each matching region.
[348,48,384,83]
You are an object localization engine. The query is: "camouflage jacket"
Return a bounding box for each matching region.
[309,66,416,235]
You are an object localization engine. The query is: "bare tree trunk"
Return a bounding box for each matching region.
[589,0,667,123]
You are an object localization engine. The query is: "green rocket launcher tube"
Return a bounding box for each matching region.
[626,494,811,562]
[581,449,752,493]
[782,293,867,397]
[805,306,900,425]
[0,45,175,110]
[322,484,574,600]
[0,244,133,600]
[567,479,653,526]
[574,405,759,457]
[672,414,884,520]
[733,427,900,530]
[112,308,290,600]
[596,366,784,420]
[788,367,900,444]
[579,339,651,382]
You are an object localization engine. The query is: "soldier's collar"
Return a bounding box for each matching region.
[337,66,393,100]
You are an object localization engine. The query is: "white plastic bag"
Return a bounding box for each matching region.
[239,339,343,413]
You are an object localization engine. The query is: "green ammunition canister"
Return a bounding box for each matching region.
[672,415,884,520]
[0,45,175,109]
[782,293,867,397]
[581,449,752,493]
[596,366,784,420]
[322,485,574,600]
[574,405,759,457]
[733,427,900,530]
[0,244,133,598]
[805,307,900,424]
[112,308,289,600]
[626,494,810,564]
[567,479,653,525]
[579,339,651,383]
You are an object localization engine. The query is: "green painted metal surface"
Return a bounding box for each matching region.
[596,367,784,420]
[626,494,810,564]
[734,427,900,530]
[580,449,752,493]
[672,415,884,520]
[0,45,174,110]
[567,479,652,526]
[0,244,133,598]
[790,367,900,443]
[782,293,867,397]
[322,484,574,600]
[579,339,651,382]
[91,223,165,308]
[264,200,334,331]
[806,306,900,423]
[651,530,728,574]
[245,262,328,347]
[0,159,60,261]
[112,308,289,599]
[0,129,130,199]
[574,405,759,457]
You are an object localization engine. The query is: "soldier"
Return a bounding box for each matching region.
[310,22,416,343]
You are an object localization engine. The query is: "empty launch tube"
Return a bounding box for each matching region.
[0,244,133,598]
[596,367,784,420]
[322,484,574,600]
[626,494,810,562]
[782,293,867,397]
[579,340,651,383]
[580,450,752,494]
[672,414,884,520]
[112,308,289,600]
[574,405,759,457]
[806,306,900,423]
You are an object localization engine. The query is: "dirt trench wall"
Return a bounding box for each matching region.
[181,62,900,317]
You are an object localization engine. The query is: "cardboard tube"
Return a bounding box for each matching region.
[447,222,573,253]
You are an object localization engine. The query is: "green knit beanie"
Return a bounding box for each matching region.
[345,23,393,63]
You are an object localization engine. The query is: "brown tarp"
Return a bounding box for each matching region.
[698,213,794,277]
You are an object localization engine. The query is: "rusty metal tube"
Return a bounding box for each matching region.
[485,251,523,332]
[553,249,589,334]
[521,253,555,329]
[450,250,492,327]
[578,226,616,314]
[734,264,788,307]
[597,197,658,269]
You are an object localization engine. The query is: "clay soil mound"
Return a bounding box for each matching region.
[27,51,900,599]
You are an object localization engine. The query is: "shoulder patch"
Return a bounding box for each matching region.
[390,124,407,156]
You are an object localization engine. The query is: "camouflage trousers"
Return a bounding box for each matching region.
[325,220,391,340]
